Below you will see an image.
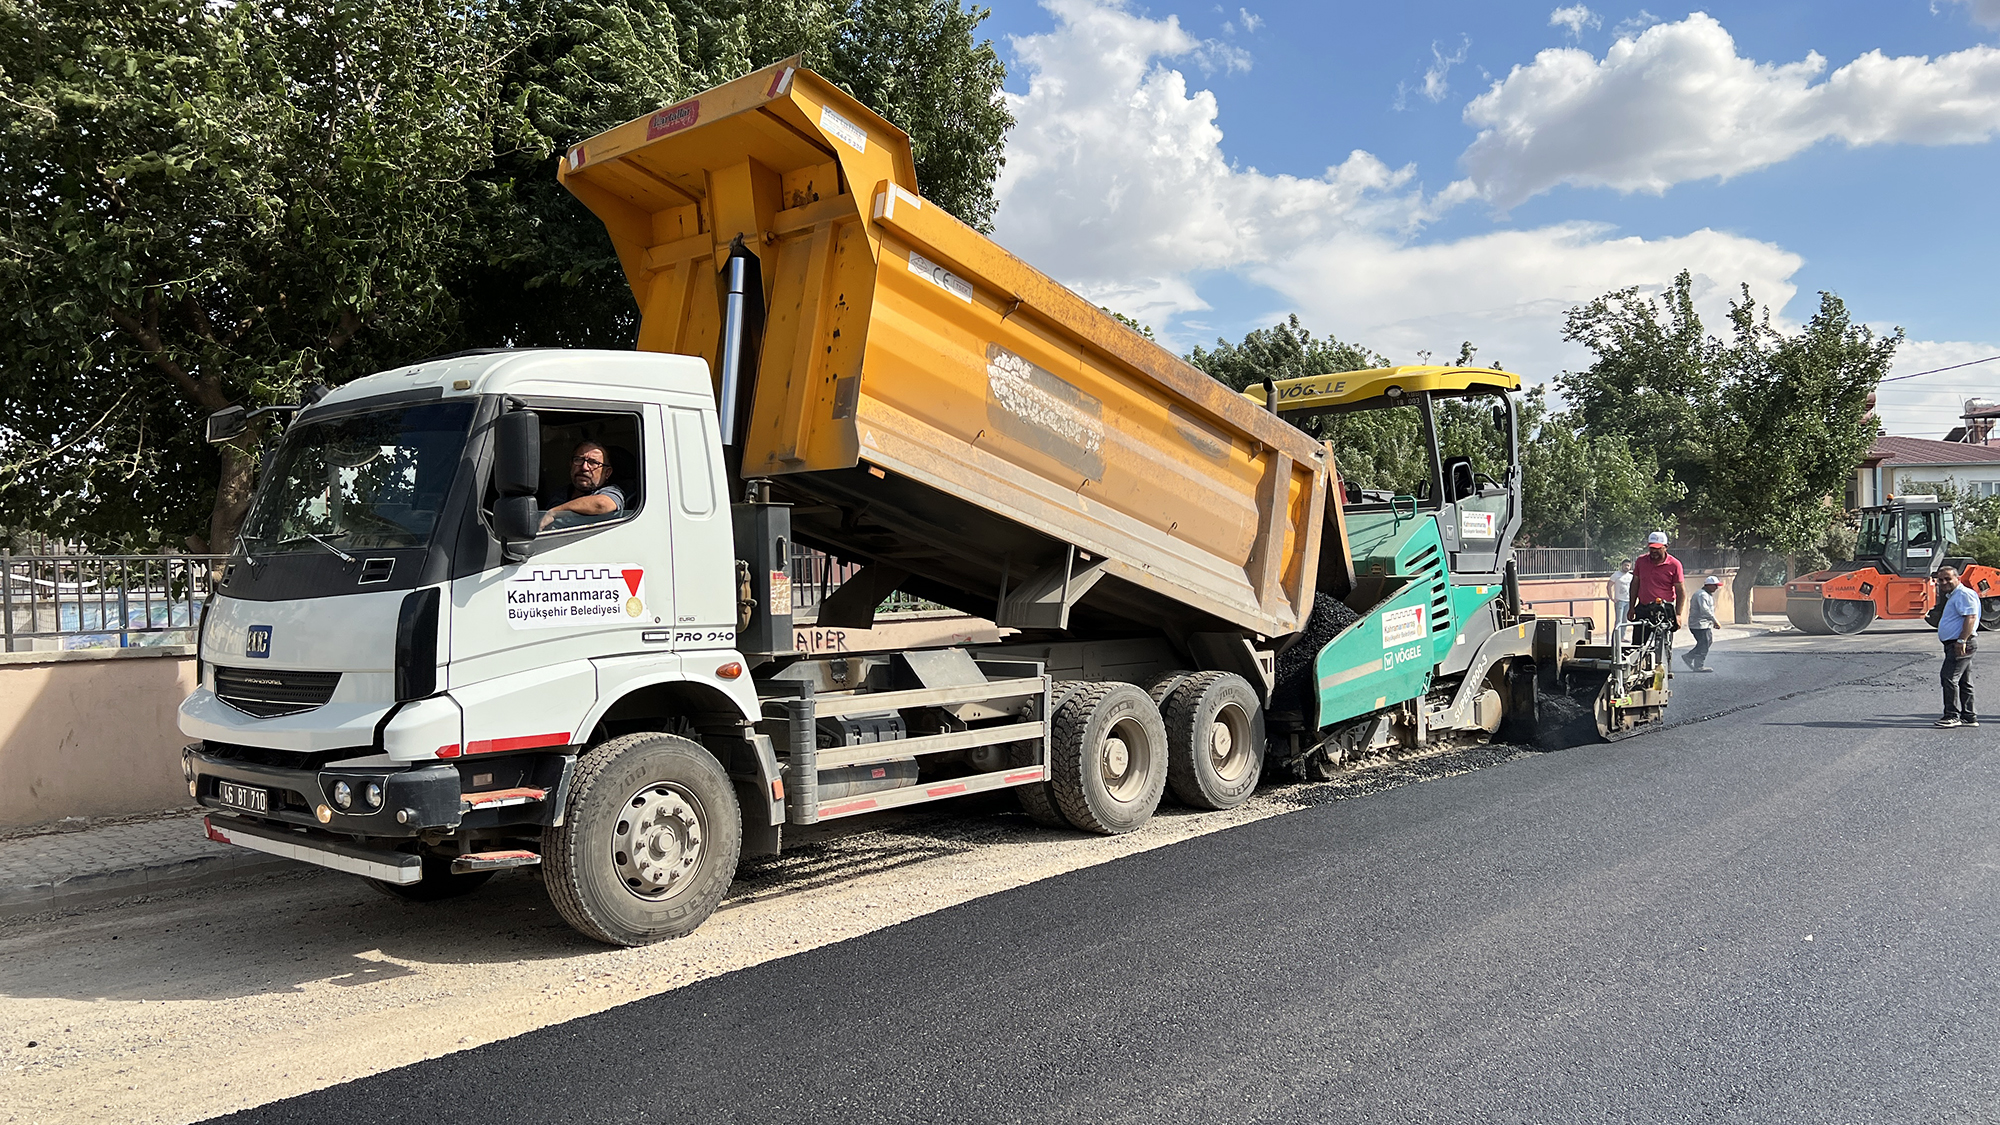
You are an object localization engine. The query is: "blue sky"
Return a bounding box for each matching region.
[974,1,2000,438]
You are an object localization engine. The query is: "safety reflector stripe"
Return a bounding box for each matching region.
[1004,768,1046,783]
[461,787,547,810]
[436,743,461,759]
[465,732,571,755]
[818,797,878,817]
[925,783,967,798]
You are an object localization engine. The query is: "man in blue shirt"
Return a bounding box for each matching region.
[1933,565,1981,728]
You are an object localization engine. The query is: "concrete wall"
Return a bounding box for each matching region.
[1517,569,1741,633]
[0,647,197,829]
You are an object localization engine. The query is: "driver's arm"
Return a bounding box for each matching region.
[538,491,618,530]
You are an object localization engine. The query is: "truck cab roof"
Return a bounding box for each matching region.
[311,349,715,412]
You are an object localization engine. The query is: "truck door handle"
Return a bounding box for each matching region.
[642,631,670,644]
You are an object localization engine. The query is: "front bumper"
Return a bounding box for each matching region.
[203,816,423,884]
[185,745,462,835]
[183,743,574,837]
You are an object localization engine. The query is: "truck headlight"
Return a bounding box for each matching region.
[364,782,384,808]
[332,781,353,809]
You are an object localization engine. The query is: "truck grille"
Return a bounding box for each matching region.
[214,667,342,717]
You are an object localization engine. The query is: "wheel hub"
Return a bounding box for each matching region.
[613,784,705,901]
[1208,719,1234,764]
[1102,737,1131,780]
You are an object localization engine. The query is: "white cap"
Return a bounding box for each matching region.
[1704,575,1721,586]
[1647,531,1668,546]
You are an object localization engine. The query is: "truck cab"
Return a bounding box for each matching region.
[183,350,776,931]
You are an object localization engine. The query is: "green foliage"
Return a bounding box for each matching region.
[0,0,523,549]
[1103,309,1155,340]
[1186,316,1431,491]
[0,0,1012,549]
[1186,314,1385,393]
[1958,528,2000,568]
[1559,271,1895,562]
[1516,388,1685,550]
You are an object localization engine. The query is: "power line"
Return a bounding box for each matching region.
[1880,354,2000,383]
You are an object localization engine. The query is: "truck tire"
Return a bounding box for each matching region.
[367,853,494,901]
[1015,680,1085,828]
[543,732,741,946]
[1145,670,1195,708]
[1049,682,1168,835]
[1983,597,2000,632]
[1163,671,1265,810]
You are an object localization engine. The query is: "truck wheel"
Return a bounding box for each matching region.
[1982,597,2000,632]
[543,732,741,946]
[1049,682,1168,835]
[1164,672,1264,810]
[1015,680,1084,828]
[1144,670,1195,708]
[366,853,493,901]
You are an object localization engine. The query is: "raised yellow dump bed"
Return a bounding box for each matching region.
[560,60,1330,640]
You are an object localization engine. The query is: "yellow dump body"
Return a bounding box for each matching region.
[559,60,1329,639]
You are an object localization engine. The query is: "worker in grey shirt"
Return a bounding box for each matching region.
[1685,575,1721,672]
[1934,565,1980,728]
[540,440,627,531]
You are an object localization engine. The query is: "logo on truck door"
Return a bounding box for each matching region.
[505,565,647,629]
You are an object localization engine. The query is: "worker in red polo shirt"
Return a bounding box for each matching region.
[1629,530,1687,661]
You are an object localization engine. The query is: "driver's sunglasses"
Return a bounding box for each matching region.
[571,456,607,469]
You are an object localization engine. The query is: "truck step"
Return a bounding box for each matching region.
[451,850,543,874]
[812,763,1050,822]
[460,787,546,813]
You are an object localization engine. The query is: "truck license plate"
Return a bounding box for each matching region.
[217,781,269,814]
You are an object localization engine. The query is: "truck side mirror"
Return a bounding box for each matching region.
[494,410,541,497]
[496,495,540,546]
[205,405,248,444]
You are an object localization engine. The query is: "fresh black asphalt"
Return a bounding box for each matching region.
[214,629,2000,1124]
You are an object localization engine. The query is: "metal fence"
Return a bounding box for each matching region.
[4,544,940,649]
[1514,547,1610,579]
[788,547,942,619]
[2,551,224,652]
[1516,545,1744,579]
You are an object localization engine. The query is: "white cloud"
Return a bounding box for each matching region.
[1252,225,1803,381]
[1873,339,2000,438]
[1549,5,1600,38]
[1397,36,1472,110]
[1940,0,2000,29]
[993,0,1433,322]
[1461,13,2000,207]
[992,0,1810,378]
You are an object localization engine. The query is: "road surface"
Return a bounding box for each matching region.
[4,625,1992,1124]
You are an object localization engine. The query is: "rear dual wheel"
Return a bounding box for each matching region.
[1049,682,1169,835]
[1161,672,1264,811]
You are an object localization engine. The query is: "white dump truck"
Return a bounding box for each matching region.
[182,60,1655,945]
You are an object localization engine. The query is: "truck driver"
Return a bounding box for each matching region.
[540,440,627,531]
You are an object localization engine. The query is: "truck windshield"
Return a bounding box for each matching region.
[242,401,475,553]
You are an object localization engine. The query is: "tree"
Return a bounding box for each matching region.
[1560,272,1895,617]
[0,0,528,551]
[1185,316,1441,492]
[456,0,1011,353]
[1516,388,1685,552]
[0,0,1013,551]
